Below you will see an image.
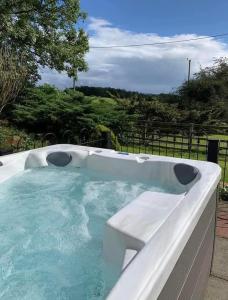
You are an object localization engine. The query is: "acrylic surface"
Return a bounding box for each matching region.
[0,166,177,300]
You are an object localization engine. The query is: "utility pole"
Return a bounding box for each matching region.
[187,58,191,85]
[187,58,192,108]
[73,77,76,90]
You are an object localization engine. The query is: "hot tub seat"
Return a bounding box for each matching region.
[104,191,185,272]
[25,149,89,168]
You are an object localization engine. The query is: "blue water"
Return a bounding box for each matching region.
[0,167,177,300]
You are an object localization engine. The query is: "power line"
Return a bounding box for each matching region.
[90,32,228,49]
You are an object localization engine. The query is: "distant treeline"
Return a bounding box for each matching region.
[74,86,179,103]
[75,86,151,98]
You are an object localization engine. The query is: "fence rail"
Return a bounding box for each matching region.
[0,124,227,187]
[116,124,228,187]
[0,129,105,154]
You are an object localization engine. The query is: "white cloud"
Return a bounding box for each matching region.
[39,17,228,93]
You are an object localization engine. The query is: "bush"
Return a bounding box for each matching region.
[11,85,97,136]
[221,186,228,201]
[0,123,42,151]
[94,124,120,150]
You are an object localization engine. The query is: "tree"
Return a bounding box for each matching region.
[0,47,27,113]
[178,58,228,124]
[117,95,180,124]
[0,0,89,82]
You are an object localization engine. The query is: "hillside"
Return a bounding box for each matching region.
[75,86,179,103]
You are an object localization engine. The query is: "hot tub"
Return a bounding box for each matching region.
[0,144,221,300]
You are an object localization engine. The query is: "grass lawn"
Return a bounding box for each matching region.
[209,134,228,141]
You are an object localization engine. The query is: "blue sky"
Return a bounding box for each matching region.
[41,0,228,93]
[81,0,228,37]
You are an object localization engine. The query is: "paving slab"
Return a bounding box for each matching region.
[204,276,228,300]
[212,237,228,280]
[204,216,228,300]
[216,201,228,239]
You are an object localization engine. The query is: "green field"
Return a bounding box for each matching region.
[209,134,228,140]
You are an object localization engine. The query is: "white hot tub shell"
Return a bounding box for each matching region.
[0,144,221,300]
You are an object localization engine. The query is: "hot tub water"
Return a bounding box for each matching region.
[0,166,180,300]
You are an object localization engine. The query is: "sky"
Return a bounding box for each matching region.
[40,0,228,93]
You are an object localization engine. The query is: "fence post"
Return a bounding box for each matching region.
[207,139,219,164]
[188,123,194,152]
[101,131,112,149]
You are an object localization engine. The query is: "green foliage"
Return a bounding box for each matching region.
[0,122,39,150]
[0,0,89,81]
[11,85,96,135]
[88,96,131,132]
[220,186,228,201]
[178,58,228,124]
[0,47,28,113]
[117,96,180,125]
[10,85,130,137]
[5,57,228,144]
[75,86,153,99]
[75,86,180,103]
[94,124,120,150]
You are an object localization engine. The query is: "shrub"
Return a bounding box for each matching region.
[94,124,120,150]
[220,186,228,201]
[0,123,42,151]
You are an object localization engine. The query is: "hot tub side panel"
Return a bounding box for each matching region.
[157,190,217,300]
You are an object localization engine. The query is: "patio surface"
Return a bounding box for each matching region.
[204,200,228,299]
